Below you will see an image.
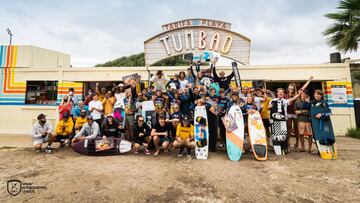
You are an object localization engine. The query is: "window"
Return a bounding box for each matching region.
[25,81,58,105]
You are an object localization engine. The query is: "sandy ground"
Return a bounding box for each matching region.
[0,135,360,203]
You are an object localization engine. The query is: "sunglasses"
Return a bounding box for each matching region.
[138,120,144,122]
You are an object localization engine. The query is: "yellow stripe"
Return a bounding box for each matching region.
[58,82,83,87]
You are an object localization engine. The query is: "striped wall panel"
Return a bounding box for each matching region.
[56,82,83,104]
[324,81,354,108]
[0,45,26,105]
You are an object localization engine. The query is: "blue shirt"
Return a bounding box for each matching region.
[72,105,89,117]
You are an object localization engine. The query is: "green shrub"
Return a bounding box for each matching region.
[346,128,360,139]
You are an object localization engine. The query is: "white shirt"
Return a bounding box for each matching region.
[89,100,103,120]
[179,79,189,89]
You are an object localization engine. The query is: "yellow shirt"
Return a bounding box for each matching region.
[260,97,271,119]
[176,124,194,140]
[102,97,115,116]
[55,119,74,136]
[75,117,87,130]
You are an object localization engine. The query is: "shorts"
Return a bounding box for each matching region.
[55,135,71,142]
[134,136,150,145]
[287,114,297,119]
[262,119,270,128]
[33,136,49,145]
[298,122,312,135]
[159,136,171,145]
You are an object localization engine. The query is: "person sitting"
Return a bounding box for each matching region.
[71,115,100,145]
[74,109,87,133]
[101,116,121,138]
[173,116,195,157]
[31,113,57,154]
[151,115,172,156]
[133,115,152,155]
[54,113,74,146]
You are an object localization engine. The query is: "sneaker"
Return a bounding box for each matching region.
[134,150,139,154]
[154,149,160,156]
[187,148,191,157]
[45,146,52,154]
[178,151,183,157]
[144,149,151,155]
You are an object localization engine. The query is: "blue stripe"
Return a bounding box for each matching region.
[329,103,354,108]
[0,103,58,106]
[1,46,6,67]
[0,46,3,67]
[0,97,25,101]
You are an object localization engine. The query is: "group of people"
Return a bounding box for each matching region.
[32,60,327,157]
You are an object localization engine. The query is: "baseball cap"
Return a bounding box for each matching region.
[86,115,93,120]
[62,113,70,119]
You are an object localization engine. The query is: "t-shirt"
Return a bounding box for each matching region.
[176,124,194,140]
[260,97,271,119]
[294,100,311,123]
[179,79,189,89]
[153,123,171,135]
[89,100,103,120]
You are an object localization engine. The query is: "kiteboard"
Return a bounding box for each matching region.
[194,106,209,159]
[223,105,244,161]
[248,110,268,160]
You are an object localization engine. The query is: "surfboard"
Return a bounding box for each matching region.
[194,106,209,159]
[141,101,156,129]
[113,107,126,128]
[224,105,244,161]
[248,110,268,160]
[310,101,337,160]
[72,137,132,156]
[270,99,288,155]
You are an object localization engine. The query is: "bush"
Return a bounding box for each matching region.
[346,128,360,139]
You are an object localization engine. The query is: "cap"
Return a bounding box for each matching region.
[118,83,124,87]
[62,113,70,119]
[183,116,190,122]
[86,115,93,120]
[37,113,46,120]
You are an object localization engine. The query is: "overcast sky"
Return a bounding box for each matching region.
[0,0,358,67]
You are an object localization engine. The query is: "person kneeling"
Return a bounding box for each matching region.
[71,115,100,145]
[54,113,74,147]
[173,116,195,157]
[151,115,172,156]
[133,115,152,155]
[31,113,57,154]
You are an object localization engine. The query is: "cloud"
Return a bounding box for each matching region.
[0,0,358,67]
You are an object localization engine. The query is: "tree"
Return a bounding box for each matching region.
[323,0,360,53]
[95,53,189,67]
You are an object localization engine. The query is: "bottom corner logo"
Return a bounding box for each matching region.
[7,180,22,196]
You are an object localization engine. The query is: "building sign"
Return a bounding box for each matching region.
[144,18,251,66]
[332,85,347,104]
[162,19,231,32]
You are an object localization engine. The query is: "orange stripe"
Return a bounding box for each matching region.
[57,91,83,95]
[227,132,244,150]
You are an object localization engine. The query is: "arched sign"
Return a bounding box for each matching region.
[144,18,251,66]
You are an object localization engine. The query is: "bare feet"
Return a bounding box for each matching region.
[154,149,160,156]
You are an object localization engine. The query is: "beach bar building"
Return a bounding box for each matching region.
[0,19,357,136]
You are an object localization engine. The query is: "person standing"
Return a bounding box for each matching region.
[102,90,115,117]
[294,90,313,153]
[58,96,72,120]
[88,94,103,127]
